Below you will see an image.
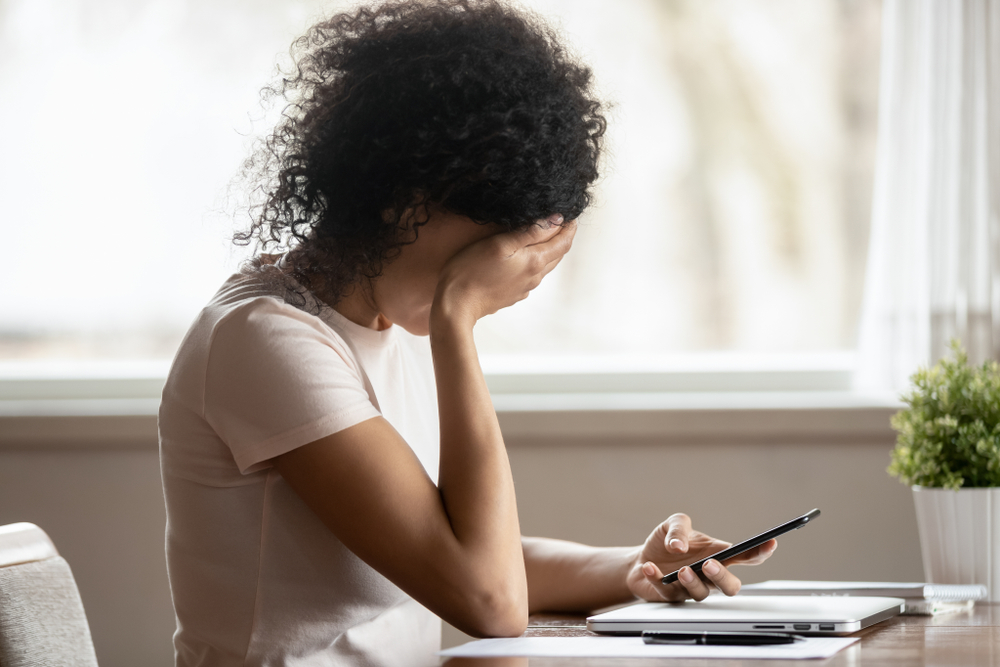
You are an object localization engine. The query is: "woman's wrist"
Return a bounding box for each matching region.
[523,539,642,613]
[431,280,478,333]
[620,545,645,597]
[625,544,644,572]
[596,544,644,606]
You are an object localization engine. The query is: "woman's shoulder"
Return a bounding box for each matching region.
[204,261,337,333]
[209,277,355,362]
[210,260,319,315]
[168,268,359,388]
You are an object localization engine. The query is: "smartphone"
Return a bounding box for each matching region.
[660,508,820,585]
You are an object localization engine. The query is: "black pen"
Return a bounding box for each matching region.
[642,630,799,646]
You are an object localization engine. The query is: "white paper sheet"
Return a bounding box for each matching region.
[439,635,859,660]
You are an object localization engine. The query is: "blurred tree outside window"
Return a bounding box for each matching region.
[0,0,881,363]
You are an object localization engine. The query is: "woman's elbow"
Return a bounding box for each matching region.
[463,586,528,638]
[467,609,527,639]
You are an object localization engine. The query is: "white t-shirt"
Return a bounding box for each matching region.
[159,267,442,666]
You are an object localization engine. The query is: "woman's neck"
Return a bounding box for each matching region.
[326,284,393,331]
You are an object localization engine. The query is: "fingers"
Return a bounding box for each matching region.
[698,559,742,596]
[727,539,777,566]
[638,559,741,602]
[518,223,575,296]
[672,559,742,600]
[638,561,689,602]
[498,219,575,290]
[507,216,576,256]
[512,214,566,248]
[436,214,575,323]
[524,220,577,270]
[663,513,693,554]
[675,565,713,601]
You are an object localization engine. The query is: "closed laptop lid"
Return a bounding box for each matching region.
[587,595,904,636]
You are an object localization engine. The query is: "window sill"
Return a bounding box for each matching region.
[494,391,900,441]
[0,391,901,448]
[0,354,900,446]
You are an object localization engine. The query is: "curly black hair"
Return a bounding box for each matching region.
[236,0,606,303]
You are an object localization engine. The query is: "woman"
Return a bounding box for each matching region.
[159,1,776,665]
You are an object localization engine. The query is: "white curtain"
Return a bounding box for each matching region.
[856,0,1000,392]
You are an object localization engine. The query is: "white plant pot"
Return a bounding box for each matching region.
[912,486,1000,602]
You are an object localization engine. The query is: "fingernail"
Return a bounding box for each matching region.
[545,213,563,227]
[703,560,720,575]
[669,539,685,552]
[642,562,655,577]
[679,567,695,584]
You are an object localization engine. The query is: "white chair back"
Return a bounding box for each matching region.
[0,523,99,667]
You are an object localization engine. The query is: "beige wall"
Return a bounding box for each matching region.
[0,446,174,667]
[0,416,919,666]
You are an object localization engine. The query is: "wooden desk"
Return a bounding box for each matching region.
[442,605,1000,666]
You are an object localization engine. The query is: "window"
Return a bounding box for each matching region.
[476,0,881,357]
[0,0,881,369]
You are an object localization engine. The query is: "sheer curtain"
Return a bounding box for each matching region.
[856,0,1000,392]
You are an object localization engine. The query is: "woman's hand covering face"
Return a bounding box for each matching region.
[433,216,576,326]
[626,513,777,602]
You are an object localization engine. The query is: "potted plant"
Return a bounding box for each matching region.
[889,341,1000,601]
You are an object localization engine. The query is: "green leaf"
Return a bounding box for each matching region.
[889,339,1000,488]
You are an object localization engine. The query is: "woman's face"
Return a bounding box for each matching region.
[368,208,501,336]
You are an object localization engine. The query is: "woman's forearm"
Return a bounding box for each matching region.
[431,306,527,631]
[418,217,574,633]
[522,536,639,614]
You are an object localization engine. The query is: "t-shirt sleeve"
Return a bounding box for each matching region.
[203,298,381,474]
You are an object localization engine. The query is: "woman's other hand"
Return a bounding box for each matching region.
[626,513,777,602]
[434,215,576,326]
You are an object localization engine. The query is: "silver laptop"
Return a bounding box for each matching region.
[587,595,904,636]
